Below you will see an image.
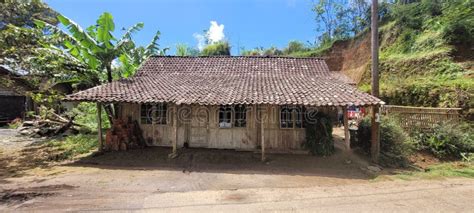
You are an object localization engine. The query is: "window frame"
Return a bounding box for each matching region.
[140,103,168,125]
[234,105,247,128]
[218,106,233,128]
[280,106,305,129]
[218,105,248,128]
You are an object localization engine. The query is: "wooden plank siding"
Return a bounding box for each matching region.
[118,103,338,152]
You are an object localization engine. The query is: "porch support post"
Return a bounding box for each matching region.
[371,105,380,162]
[343,106,350,150]
[172,105,178,154]
[261,105,265,162]
[97,102,103,152]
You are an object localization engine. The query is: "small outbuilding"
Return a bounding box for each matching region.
[65,56,383,160]
[0,65,34,124]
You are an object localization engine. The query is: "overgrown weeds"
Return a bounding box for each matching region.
[411,122,474,160]
[381,162,474,180]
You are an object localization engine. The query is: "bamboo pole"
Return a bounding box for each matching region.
[97,102,103,152]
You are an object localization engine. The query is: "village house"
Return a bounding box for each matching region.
[65,56,383,160]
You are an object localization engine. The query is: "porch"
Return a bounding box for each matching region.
[95,102,381,162]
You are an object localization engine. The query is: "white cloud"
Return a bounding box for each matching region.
[207,21,225,43]
[194,21,226,50]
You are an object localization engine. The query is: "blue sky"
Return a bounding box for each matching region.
[45,0,317,55]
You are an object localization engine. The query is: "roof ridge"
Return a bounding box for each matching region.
[150,55,325,60]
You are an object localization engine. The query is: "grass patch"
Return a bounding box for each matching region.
[46,134,98,160]
[380,162,474,181]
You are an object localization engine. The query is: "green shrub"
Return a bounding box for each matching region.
[356,116,414,167]
[413,122,474,160]
[303,112,334,156]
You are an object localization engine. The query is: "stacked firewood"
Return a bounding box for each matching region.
[105,118,145,151]
[18,112,81,137]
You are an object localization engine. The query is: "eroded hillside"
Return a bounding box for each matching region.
[317,1,474,116]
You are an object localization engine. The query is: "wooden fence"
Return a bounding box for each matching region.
[381,105,462,131]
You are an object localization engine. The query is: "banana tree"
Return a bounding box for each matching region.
[37,12,165,83]
[36,12,166,122]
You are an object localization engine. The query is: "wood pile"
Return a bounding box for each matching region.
[18,112,81,137]
[105,118,145,151]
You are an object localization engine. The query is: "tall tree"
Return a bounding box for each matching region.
[37,12,166,83]
[37,12,166,121]
[313,0,371,43]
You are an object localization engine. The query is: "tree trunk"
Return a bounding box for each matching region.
[106,64,113,83]
[103,103,115,124]
[104,63,117,124]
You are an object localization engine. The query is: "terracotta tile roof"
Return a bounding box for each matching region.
[65,56,383,106]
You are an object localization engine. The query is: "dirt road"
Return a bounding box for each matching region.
[1,128,473,212]
[2,169,473,212]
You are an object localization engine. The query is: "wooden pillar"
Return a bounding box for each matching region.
[371,0,379,98]
[371,105,380,162]
[343,107,350,150]
[173,105,178,154]
[97,102,103,152]
[260,105,265,162]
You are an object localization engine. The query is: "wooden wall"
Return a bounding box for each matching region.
[119,103,337,152]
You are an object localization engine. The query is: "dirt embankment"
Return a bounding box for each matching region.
[323,35,371,84]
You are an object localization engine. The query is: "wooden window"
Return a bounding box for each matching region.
[140,103,167,125]
[218,106,232,128]
[155,103,167,125]
[280,106,305,128]
[140,104,153,124]
[234,105,247,127]
[280,106,294,128]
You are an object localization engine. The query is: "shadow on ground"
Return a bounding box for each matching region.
[70,136,372,181]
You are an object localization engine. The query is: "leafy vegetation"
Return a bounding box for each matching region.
[369,0,473,109]
[250,0,473,111]
[176,43,199,56]
[66,102,111,132]
[0,0,58,29]
[381,162,474,180]
[37,12,166,84]
[356,116,415,167]
[46,134,98,160]
[303,112,334,156]
[411,122,474,160]
[201,41,231,56]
